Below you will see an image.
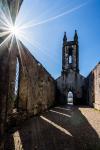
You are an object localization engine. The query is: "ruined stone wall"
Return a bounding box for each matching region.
[0,39,20,149]
[5,41,55,117]
[86,72,94,106]
[94,63,100,110]
[0,45,9,150]
[0,39,55,150]
[18,44,55,115]
[86,62,100,110]
[0,40,56,149]
[0,1,26,149]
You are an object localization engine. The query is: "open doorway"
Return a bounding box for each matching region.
[67,91,73,105]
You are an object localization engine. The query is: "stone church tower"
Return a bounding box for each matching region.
[57,31,86,105]
[62,30,79,74]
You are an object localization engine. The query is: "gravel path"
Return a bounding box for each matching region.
[5,105,100,150]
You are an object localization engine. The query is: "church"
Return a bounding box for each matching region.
[56,31,100,109]
[0,1,100,149]
[56,31,86,105]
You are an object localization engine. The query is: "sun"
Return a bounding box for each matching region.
[8,24,21,38]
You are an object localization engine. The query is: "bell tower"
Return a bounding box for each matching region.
[62,30,79,74]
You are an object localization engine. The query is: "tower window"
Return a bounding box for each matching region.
[69,55,72,64]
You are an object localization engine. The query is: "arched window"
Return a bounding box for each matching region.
[67,91,73,105]
[69,55,72,64]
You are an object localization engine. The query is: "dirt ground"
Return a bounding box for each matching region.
[5,105,100,150]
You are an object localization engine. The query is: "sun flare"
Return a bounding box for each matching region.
[8,25,21,37]
[0,0,88,69]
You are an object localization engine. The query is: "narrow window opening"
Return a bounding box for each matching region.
[14,58,20,111]
[69,55,72,64]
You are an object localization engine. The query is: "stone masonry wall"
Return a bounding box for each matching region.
[0,45,9,150]
[17,43,56,115]
[7,42,56,116]
[0,1,25,149]
[86,62,100,110]
[94,63,100,110]
[56,70,85,105]
[0,40,56,149]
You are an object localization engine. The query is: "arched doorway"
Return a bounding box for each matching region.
[67,91,73,105]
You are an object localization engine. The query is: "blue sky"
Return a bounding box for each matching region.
[17,0,100,79]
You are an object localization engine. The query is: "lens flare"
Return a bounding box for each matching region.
[8,25,20,37]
